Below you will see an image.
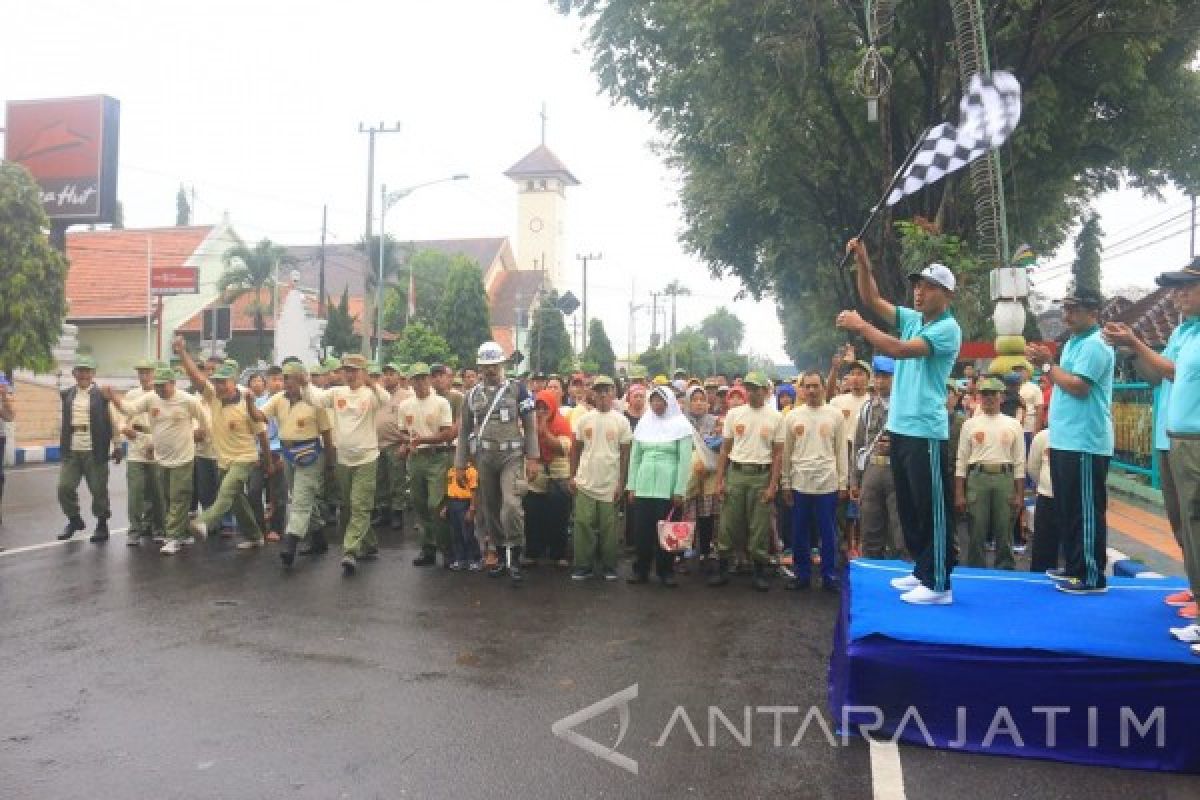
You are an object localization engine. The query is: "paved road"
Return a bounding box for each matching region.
[1,464,1197,799]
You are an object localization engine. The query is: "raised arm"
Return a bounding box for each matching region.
[848,238,896,326]
[173,335,208,392]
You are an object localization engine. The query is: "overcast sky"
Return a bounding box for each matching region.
[4,1,1195,365]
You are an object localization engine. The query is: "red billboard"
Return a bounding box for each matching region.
[4,95,120,222]
[150,267,198,296]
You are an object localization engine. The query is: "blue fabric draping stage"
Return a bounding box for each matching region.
[829,560,1200,773]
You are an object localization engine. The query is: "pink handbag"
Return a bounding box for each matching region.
[657,508,695,553]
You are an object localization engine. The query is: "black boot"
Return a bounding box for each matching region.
[707,559,729,587]
[89,519,110,543]
[412,548,437,567]
[659,573,679,589]
[752,563,770,592]
[280,534,299,567]
[299,531,328,556]
[58,516,86,541]
[509,547,524,585]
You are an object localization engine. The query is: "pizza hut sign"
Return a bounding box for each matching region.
[4,95,120,222]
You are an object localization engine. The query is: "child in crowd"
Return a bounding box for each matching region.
[442,463,482,571]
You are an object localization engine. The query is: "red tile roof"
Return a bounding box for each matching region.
[65,226,215,320]
[176,287,392,339]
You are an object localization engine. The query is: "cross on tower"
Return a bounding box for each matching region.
[540,102,548,145]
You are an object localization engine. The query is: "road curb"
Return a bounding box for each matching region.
[1107,546,1167,579]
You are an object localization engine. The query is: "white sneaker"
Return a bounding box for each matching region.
[188,519,208,540]
[181,536,196,546]
[900,585,954,605]
[236,538,264,550]
[160,540,182,555]
[1192,644,1200,657]
[891,574,921,591]
[126,535,142,547]
[1169,624,1200,643]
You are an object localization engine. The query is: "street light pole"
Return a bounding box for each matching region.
[359,121,402,357]
[374,173,469,361]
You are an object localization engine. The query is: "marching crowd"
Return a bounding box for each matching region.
[13,241,1200,655]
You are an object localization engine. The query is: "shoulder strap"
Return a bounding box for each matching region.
[475,380,510,442]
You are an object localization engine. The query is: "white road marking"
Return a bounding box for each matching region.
[0,527,129,558]
[868,739,907,800]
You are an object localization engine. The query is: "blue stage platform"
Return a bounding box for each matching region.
[829,560,1200,773]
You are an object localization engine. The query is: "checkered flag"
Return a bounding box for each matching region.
[886,71,1021,207]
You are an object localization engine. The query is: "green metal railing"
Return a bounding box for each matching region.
[1111,382,1160,488]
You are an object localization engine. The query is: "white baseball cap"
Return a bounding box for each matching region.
[907,262,956,292]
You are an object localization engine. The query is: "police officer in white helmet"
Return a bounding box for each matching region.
[455,342,540,584]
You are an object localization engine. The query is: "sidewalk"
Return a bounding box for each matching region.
[1106,497,1183,578]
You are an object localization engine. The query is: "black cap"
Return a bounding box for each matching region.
[1156,257,1200,288]
[1056,287,1106,310]
[429,363,450,376]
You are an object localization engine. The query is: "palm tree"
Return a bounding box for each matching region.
[219,235,292,360]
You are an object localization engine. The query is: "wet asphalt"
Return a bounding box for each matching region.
[1,463,1198,800]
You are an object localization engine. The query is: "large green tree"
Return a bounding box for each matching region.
[699,306,745,353]
[526,291,575,375]
[0,163,69,372]
[388,321,453,366]
[558,0,1200,364]
[218,235,291,360]
[582,318,617,376]
[436,262,493,365]
[322,287,358,356]
[1070,212,1104,296]
[380,248,464,333]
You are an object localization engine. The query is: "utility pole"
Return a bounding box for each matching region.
[1191,194,1197,259]
[577,252,602,353]
[628,278,646,361]
[650,292,659,347]
[317,204,327,317]
[358,121,401,355]
[662,281,690,374]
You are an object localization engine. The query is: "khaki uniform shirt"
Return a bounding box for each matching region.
[1019,382,1043,434]
[398,392,453,446]
[201,383,266,468]
[830,391,870,446]
[260,392,331,442]
[122,387,157,463]
[572,409,633,502]
[781,404,848,494]
[128,391,207,468]
[307,384,390,467]
[722,404,784,465]
[955,411,1026,478]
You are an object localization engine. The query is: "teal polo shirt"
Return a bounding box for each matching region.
[1166,317,1200,436]
[1048,326,1114,455]
[1153,318,1198,449]
[888,306,962,440]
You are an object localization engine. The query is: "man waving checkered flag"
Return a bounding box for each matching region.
[887,71,1022,207]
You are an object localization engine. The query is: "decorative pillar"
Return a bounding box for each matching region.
[988,245,1035,374]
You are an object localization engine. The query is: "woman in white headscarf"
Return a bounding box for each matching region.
[625,386,693,587]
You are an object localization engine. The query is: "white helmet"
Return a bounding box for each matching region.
[476,341,507,366]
